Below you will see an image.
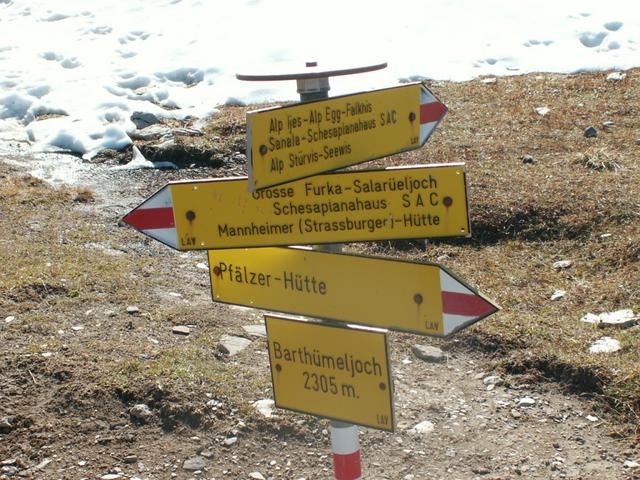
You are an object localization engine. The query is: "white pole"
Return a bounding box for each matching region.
[330,421,362,480]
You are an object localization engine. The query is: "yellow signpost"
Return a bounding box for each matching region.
[122,163,470,250]
[122,65,500,479]
[265,314,394,431]
[247,83,447,190]
[208,246,498,337]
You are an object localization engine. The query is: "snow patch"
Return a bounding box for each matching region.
[579,31,608,48]
[589,337,621,354]
[110,146,176,170]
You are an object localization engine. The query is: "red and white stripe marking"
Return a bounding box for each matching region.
[419,85,447,144]
[122,186,178,249]
[331,422,361,480]
[440,270,498,336]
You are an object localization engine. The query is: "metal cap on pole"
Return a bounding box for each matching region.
[236,60,387,102]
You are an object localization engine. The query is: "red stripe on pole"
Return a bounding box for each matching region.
[123,207,175,230]
[420,101,446,124]
[333,451,361,480]
[442,291,497,317]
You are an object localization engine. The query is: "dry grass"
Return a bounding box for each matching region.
[391,69,639,432]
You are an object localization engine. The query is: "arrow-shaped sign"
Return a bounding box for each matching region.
[247,82,447,190]
[208,247,498,337]
[122,163,470,251]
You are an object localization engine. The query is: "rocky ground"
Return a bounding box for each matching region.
[1,70,639,480]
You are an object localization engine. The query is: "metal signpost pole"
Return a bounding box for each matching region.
[296,63,358,480]
[296,63,343,253]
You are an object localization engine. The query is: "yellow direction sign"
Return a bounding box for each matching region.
[122,163,469,250]
[208,247,499,337]
[265,314,394,431]
[247,82,447,190]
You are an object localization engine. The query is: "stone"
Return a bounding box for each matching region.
[472,466,491,475]
[172,127,203,137]
[231,152,247,164]
[584,126,598,138]
[581,313,600,324]
[0,459,16,466]
[223,436,238,447]
[123,455,138,464]
[585,415,599,422]
[606,72,626,81]
[483,375,504,387]
[252,399,275,418]
[242,324,267,338]
[1,466,18,475]
[4,316,15,323]
[522,154,536,164]
[34,458,51,470]
[553,260,572,270]
[518,397,536,407]
[172,325,191,335]
[0,416,15,433]
[182,456,206,471]
[535,106,550,116]
[130,112,160,129]
[200,449,215,459]
[126,306,140,315]
[249,473,266,480]
[408,420,435,435]
[598,309,637,329]
[624,460,639,468]
[481,77,497,84]
[550,289,566,301]
[411,345,445,363]
[101,474,123,480]
[589,337,621,354]
[602,121,615,132]
[128,125,172,141]
[217,335,251,356]
[129,404,153,423]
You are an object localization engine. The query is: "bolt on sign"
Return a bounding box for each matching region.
[265,314,394,432]
[208,246,498,337]
[122,163,470,250]
[246,82,447,190]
